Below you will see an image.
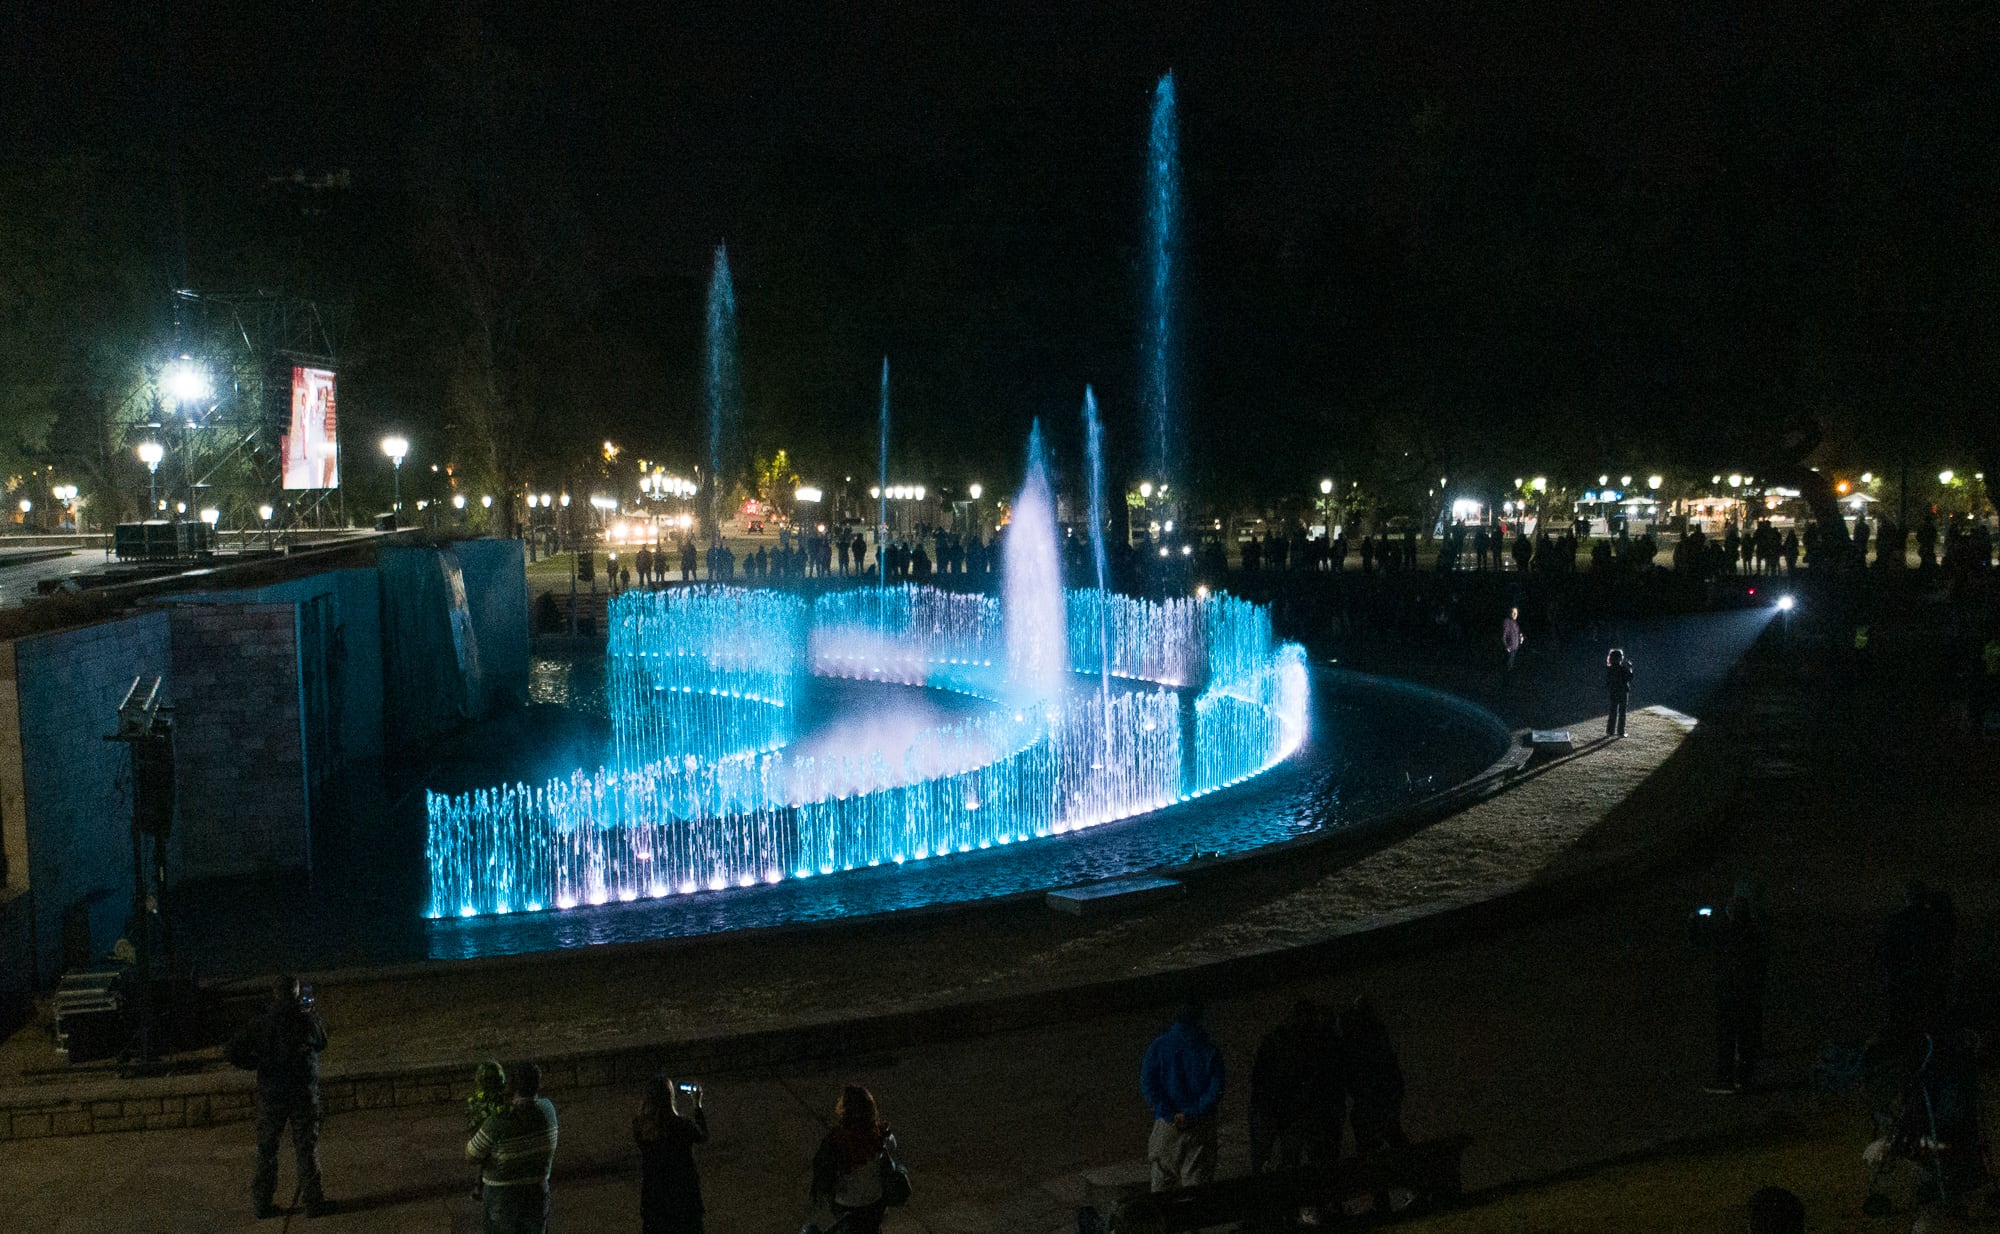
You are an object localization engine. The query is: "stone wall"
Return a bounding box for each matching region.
[167,603,310,880]
[6,611,174,985]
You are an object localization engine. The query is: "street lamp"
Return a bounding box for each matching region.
[1939,469,1955,485]
[452,494,467,511]
[968,483,983,500]
[380,435,410,512]
[1647,475,1662,491]
[137,441,165,515]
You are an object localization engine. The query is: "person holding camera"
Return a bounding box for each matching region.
[1690,887,1766,1094]
[228,974,334,1219]
[635,1075,708,1234]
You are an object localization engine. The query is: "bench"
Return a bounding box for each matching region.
[1082,1135,1472,1234]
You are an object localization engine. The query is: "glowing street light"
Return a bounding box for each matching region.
[480,495,493,509]
[17,499,30,515]
[1620,475,1632,487]
[452,494,466,510]
[795,485,823,503]
[1939,469,1955,485]
[1728,473,1743,488]
[258,503,275,522]
[968,483,983,500]
[380,435,410,512]
[1320,478,1333,495]
[1647,475,1662,491]
[200,506,220,526]
[1861,472,1874,484]
[137,441,165,514]
[1139,481,1154,499]
[1531,476,1547,492]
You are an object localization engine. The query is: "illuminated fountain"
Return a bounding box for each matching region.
[424,429,1308,921]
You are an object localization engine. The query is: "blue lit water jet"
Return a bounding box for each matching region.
[877,357,890,588]
[425,583,1308,920]
[1004,420,1069,705]
[1143,71,1182,491]
[426,416,1306,921]
[1082,387,1113,731]
[704,245,739,541]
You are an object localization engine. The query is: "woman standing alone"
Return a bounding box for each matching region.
[810,1085,898,1234]
[634,1075,708,1234]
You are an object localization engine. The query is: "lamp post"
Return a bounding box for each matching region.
[137,441,164,516]
[380,436,410,515]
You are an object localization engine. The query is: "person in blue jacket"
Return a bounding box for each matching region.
[1141,1000,1226,1192]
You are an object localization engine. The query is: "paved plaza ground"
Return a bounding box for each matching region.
[3,586,1994,1232]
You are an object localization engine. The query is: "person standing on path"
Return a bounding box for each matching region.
[1501,607,1524,672]
[809,1085,898,1234]
[468,1061,560,1234]
[1605,648,1635,738]
[635,1075,708,1234]
[1339,997,1409,1216]
[229,974,334,1219]
[1248,999,1340,1175]
[1691,888,1767,1093]
[1140,1001,1226,1192]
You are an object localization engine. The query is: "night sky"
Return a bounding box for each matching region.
[5,2,1995,507]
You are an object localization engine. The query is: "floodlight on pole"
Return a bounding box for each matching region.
[380,436,410,513]
[163,356,213,406]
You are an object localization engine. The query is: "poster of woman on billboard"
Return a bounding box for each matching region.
[283,365,339,489]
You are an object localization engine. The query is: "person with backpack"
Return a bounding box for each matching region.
[809,1085,906,1233]
[227,974,334,1219]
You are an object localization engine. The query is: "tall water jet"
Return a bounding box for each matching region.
[877,357,890,588]
[1003,420,1069,704]
[1082,387,1113,724]
[1142,71,1182,496]
[704,245,740,543]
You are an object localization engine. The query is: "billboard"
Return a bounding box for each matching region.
[281,365,339,490]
